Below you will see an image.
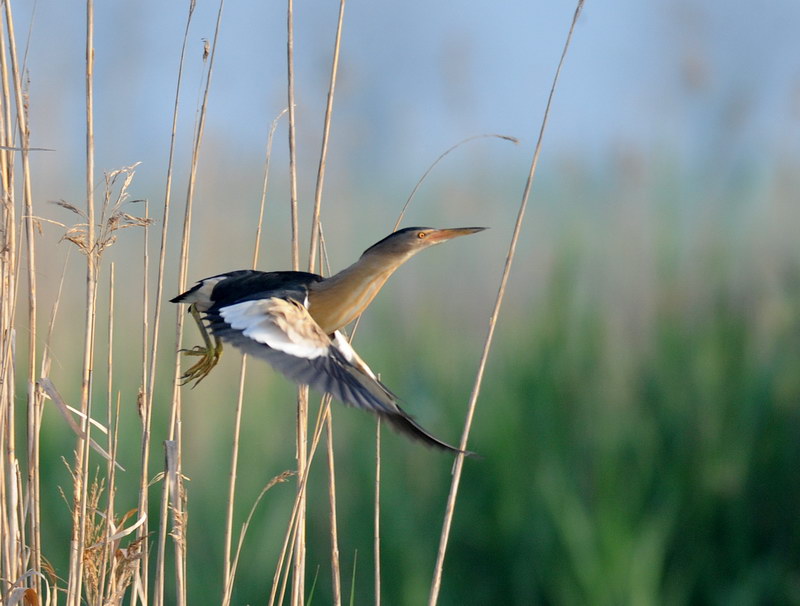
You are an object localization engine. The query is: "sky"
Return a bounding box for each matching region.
[5,0,797,282]
[16,0,799,177]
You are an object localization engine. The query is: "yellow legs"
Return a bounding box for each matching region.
[179,304,223,387]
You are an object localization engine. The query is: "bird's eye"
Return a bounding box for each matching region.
[417,231,426,239]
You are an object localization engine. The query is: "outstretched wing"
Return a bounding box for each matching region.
[203,295,464,453]
[171,270,322,311]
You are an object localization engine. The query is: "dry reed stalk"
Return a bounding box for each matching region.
[285,1,309,603]
[269,401,336,606]
[99,270,120,604]
[37,250,69,394]
[311,132,515,603]
[220,108,285,606]
[27,255,70,606]
[64,0,97,602]
[393,133,519,232]
[133,195,151,602]
[0,4,18,596]
[12,245,68,606]
[10,464,23,589]
[311,232,344,606]
[373,423,381,606]
[141,206,149,417]
[308,2,347,602]
[223,471,295,603]
[139,200,149,508]
[0,239,14,584]
[0,366,15,596]
[2,0,40,592]
[427,3,585,604]
[307,0,346,272]
[325,409,342,606]
[138,3,196,603]
[286,0,300,272]
[0,2,15,394]
[290,355,310,596]
[103,392,123,604]
[0,10,12,388]
[95,265,115,604]
[0,11,11,196]
[9,466,26,598]
[222,359,249,598]
[155,1,225,604]
[337,131,514,605]
[0,32,11,606]
[50,167,146,604]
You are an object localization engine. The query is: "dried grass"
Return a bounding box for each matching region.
[0,0,560,603]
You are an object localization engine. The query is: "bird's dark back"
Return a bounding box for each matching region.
[207,270,323,308]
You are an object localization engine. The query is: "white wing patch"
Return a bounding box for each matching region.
[180,276,226,311]
[332,331,379,381]
[220,298,330,360]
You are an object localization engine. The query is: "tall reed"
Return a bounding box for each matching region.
[0,1,543,603]
[429,2,585,602]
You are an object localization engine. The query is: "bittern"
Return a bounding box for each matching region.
[171,226,485,453]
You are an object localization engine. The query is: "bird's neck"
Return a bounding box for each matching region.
[308,252,406,334]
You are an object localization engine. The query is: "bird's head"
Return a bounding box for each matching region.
[360,226,487,262]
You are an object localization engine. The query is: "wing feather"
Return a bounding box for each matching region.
[203,294,465,453]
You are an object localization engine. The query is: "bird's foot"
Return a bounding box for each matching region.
[178,341,222,387]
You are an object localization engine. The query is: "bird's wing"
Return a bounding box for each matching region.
[204,296,465,453]
[171,270,322,311]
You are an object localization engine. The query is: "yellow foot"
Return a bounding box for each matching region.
[179,342,222,387]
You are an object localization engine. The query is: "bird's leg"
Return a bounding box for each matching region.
[179,303,223,387]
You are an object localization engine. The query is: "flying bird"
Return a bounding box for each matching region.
[171,226,485,454]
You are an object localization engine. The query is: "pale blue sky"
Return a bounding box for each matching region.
[15,0,800,228]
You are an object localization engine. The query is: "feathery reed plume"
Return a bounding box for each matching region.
[52,163,146,605]
[56,162,147,606]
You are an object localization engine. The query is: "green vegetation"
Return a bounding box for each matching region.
[19,207,800,605]
[2,0,798,603]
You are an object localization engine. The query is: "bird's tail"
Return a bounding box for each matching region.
[379,409,475,457]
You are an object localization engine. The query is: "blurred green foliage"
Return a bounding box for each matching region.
[28,176,800,605]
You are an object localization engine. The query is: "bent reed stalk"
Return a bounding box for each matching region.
[428,2,585,604]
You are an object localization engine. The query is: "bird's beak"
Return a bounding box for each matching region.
[427,227,487,243]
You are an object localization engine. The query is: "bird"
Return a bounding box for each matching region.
[171,226,486,454]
